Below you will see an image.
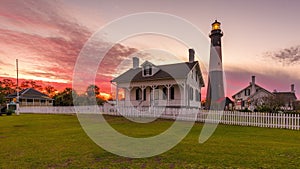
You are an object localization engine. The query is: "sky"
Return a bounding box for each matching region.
[0,0,300,99]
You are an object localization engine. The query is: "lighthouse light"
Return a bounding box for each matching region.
[212,22,220,30]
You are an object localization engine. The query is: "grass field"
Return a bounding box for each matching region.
[0,114,300,169]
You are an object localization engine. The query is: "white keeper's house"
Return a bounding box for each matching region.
[111,49,205,108]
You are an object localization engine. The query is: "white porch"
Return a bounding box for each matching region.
[115,81,201,108]
[7,98,53,107]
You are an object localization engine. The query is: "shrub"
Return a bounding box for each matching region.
[255,105,272,113]
[240,108,252,112]
[6,109,14,116]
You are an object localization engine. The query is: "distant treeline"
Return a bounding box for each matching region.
[0,79,109,106]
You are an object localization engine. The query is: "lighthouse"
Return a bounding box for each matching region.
[205,20,225,110]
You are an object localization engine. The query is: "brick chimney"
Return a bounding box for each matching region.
[132,57,139,69]
[189,48,195,63]
[251,76,256,95]
[291,84,295,93]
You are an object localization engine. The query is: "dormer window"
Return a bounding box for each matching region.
[143,65,152,76]
[141,61,158,77]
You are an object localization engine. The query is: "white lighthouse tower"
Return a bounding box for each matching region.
[205,20,225,110]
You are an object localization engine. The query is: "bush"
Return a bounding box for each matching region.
[240,108,252,112]
[6,109,14,116]
[255,106,273,113]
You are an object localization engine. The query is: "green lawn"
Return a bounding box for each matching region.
[0,114,300,169]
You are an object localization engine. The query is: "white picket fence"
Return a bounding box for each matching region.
[19,106,76,114]
[19,106,300,130]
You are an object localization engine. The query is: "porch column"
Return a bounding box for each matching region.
[125,87,132,107]
[151,85,157,107]
[164,84,172,106]
[187,85,189,107]
[125,87,132,101]
[140,85,146,101]
[116,85,119,106]
[180,82,186,107]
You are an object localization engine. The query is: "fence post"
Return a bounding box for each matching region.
[286,114,290,129]
[292,114,294,130]
[297,114,300,130]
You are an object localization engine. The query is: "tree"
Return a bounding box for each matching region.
[253,95,286,113]
[70,85,105,106]
[96,97,105,106]
[21,80,42,91]
[0,85,6,105]
[86,85,106,105]
[53,88,77,106]
[0,79,16,95]
[52,85,106,106]
[0,79,17,105]
[86,85,100,97]
[294,101,300,111]
[44,85,57,98]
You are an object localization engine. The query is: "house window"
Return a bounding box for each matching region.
[27,99,33,102]
[241,101,245,107]
[154,89,159,100]
[143,89,146,101]
[136,88,142,100]
[244,89,250,96]
[190,87,194,100]
[195,90,200,101]
[41,100,46,103]
[170,87,175,100]
[162,87,167,100]
[143,65,152,76]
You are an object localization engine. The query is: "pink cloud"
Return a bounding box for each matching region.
[0,0,141,95]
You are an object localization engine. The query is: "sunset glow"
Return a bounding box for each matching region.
[1,0,300,99]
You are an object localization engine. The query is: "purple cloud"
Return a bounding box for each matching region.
[265,45,300,65]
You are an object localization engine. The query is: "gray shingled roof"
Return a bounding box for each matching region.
[111,61,205,86]
[6,88,53,100]
[232,84,273,98]
[273,92,297,102]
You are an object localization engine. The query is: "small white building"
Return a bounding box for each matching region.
[6,88,53,107]
[111,49,205,108]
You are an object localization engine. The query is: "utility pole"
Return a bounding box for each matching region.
[16,59,20,115]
